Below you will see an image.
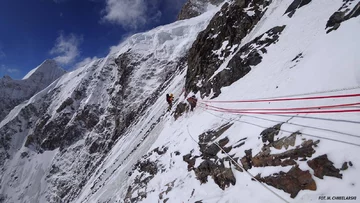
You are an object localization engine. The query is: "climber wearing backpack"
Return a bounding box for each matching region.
[187,95,198,111]
[166,93,174,110]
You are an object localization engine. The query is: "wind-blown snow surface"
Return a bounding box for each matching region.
[78,1,360,203]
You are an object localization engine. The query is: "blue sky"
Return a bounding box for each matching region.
[0,0,186,79]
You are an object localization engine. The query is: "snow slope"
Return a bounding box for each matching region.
[1,0,360,203]
[0,5,221,203]
[77,0,360,203]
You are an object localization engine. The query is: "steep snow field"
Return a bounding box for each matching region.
[1,0,359,203]
[0,4,221,203]
[78,0,360,202]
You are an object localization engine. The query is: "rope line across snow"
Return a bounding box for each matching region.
[201,109,360,147]
[200,86,360,103]
[185,125,290,203]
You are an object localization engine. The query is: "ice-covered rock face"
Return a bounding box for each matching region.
[177,0,225,20]
[0,59,66,122]
[185,0,272,98]
[0,8,219,203]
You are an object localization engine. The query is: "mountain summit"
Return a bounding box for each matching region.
[22,59,65,81]
[0,59,66,121]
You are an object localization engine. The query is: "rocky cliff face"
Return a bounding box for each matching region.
[177,0,224,20]
[0,59,66,122]
[0,10,216,202]
[185,0,272,98]
[0,55,181,203]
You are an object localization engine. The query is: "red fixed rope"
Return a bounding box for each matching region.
[204,105,360,114]
[200,93,360,103]
[205,102,360,112]
[204,104,360,114]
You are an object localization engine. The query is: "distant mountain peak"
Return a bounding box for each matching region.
[0,60,66,121]
[2,75,12,80]
[22,59,65,80]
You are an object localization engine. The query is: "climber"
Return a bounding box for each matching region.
[187,95,198,111]
[166,93,174,110]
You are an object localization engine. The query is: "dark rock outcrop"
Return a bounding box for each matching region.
[252,138,318,167]
[240,149,252,170]
[326,1,360,33]
[284,0,312,18]
[56,97,74,113]
[307,154,343,179]
[187,23,286,97]
[340,162,349,171]
[256,165,317,198]
[182,121,349,199]
[209,25,286,97]
[271,131,299,149]
[195,160,236,190]
[158,180,176,201]
[134,159,159,176]
[183,123,237,190]
[174,102,189,120]
[154,146,168,155]
[183,153,198,171]
[198,123,233,144]
[124,149,167,203]
[200,137,229,158]
[260,123,282,143]
[25,104,103,151]
[177,0,224,20]
[185,0,272,98]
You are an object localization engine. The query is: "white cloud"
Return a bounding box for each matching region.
[101,0,187,29]
[102,0,148,29]
[74,56,99,70]
[50,32,83,65]
[109,32,135,54]
[0,64,20,76]
[6,68,19,73]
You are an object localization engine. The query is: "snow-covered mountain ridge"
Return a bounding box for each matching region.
[0,7,219,203]
[0,59,66,122]
[1,0,360,202]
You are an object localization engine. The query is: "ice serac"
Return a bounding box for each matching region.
[0,59,66,122]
